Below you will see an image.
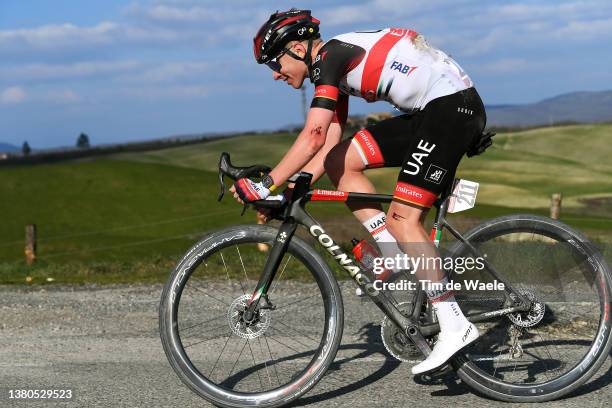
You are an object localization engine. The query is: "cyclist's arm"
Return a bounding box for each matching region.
[299,95,348,183]
[268,107,334,187]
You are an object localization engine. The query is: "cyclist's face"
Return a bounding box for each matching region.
[271,43,307,89]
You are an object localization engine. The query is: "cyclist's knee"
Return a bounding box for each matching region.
[386,202,427,241]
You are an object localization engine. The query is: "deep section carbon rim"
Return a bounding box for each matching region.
[160,225,342,407]
[448,215,611,401]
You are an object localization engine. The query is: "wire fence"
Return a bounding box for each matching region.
[2,210,612,263]
[0,209,235,248]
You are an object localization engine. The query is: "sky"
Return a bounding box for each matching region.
[1,0,612,149]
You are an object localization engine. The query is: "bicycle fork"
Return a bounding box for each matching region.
[243,219,297,322]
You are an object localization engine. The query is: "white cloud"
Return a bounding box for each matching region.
[0,86,26,104]
[554,17,612,39]
[129,4,215,22]
[0,22,119,51]
[0,61,142,82]
[0,21,188,53]
[318,0,474,27]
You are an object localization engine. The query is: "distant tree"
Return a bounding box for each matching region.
[22,141,31,156]
[77,133,90,149]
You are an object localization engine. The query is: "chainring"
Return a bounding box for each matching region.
[227,294,271,339]
[381,302,435,362]
[507,288,546,328]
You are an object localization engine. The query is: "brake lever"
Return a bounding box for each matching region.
[218,171,225,201]
[241,203,248,216]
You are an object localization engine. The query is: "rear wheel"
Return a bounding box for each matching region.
[448,215,612,402]
[159,225,344,408]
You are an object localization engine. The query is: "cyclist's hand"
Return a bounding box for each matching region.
[232,178,271,203]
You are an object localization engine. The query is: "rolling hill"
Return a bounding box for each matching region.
[1,124,611,284]
[487,90,612,127]
[112,123,612,214]
[0,142,18,153]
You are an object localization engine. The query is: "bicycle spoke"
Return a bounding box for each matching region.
[276,293,320,312]
[183,324,230,347]
[270,255,293,294]
[274,319,321,346]
[221,250,247,295]
[163,229,337,400]
[228,339,249,379]
[246,339,265,390]
[209,333,232,379]
[236,246,251,293]
[180,314,225,334]
[268,325,318,351]
[265,331,311,356]
[262,334,281,387]
[189,283,231,306]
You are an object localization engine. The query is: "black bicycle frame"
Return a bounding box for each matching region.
[244,172,532,354]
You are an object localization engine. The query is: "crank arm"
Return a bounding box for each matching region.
[405,324,432,357]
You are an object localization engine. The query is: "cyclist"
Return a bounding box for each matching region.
[230,9,487,375]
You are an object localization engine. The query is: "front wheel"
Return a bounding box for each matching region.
[447,214,612,402]
[159,225,344,408]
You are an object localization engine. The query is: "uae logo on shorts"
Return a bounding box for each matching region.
[425,164,447,184]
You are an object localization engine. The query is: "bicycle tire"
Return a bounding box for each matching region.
[159,224,344,408]
[448,214,612,402]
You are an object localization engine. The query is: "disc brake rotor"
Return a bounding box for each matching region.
[227,294,271,339]
[507,288,546,328]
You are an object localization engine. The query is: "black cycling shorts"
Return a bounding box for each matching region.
[350,87,486,208]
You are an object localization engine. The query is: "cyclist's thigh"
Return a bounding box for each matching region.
[393,88,486,209]
[327,115,416,172]
[325,137,366,172]
[349,113,422,170]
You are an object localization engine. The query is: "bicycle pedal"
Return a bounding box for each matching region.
[417,363,453,379]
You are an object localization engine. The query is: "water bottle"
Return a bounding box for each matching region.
[351,238,392,296]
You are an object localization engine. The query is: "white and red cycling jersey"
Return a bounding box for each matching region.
[310,28,474,120]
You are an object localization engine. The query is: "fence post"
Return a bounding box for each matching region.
[550,193,562,220]
[25,224,37,265]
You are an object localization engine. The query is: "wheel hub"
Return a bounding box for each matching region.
[508,288,545,327]
[227,294,271,339]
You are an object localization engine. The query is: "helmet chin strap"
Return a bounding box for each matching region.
[303,38,315,82]
[285,38,316,82]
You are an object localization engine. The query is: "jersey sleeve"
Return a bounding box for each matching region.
[310,39,365,112]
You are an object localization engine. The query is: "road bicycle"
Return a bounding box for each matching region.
[159,152,612,407]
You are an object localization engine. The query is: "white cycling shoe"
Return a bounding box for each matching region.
[411,321,479,375]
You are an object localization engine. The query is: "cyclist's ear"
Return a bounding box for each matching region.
[291,41,307,59]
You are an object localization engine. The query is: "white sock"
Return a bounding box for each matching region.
[362,212,404,272]
[424,276,469,333]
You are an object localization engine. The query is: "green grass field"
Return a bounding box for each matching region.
[1,123,611,284]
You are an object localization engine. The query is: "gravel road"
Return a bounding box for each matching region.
[0,283,609,407]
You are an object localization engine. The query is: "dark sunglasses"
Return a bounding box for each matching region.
[265,46,304,73]
[265,48,289,73]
